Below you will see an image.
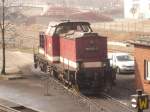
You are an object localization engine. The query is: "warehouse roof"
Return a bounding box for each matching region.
[130,35,150,47]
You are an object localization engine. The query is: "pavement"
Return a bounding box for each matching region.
[0,50,89,112]
[0,74,89,112]
[0,50,33,75]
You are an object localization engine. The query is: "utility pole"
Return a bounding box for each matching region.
[1,0,6,75]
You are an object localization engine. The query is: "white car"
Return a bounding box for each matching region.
[108,52,135,74]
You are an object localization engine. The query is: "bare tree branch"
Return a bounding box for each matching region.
[0,22,2,30]
[0,0,18,30]
[4,22,11,29]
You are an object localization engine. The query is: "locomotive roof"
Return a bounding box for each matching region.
[49,21,90,27]
[46,21,94,39]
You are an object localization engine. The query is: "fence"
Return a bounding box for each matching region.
[0,36,39,50]
[92,20,150,33]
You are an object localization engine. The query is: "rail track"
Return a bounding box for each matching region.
[0,104,20,112]
[42,73,135,112]
[0,100,40,112]
[90,93,135,112]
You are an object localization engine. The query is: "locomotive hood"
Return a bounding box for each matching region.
[63,31,99,39]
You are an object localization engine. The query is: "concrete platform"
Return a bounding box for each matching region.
[0,74,88,112]
[0,73,23,80]
[0,66,23,80]
[0,98,20,108]
[0,98,40,112]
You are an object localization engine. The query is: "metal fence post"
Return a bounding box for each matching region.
[122,22,123,32]
[44,73,51,96]
[128,22,129,32]
[104,23,105,31]
[89,103,91,112]
[135,22,136,33]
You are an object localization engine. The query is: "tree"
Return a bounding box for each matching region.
[0,0,17,75]
[0,0,6,75]
[130,7,137,18]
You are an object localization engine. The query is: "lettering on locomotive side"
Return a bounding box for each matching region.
[85,47,98,51]
[85,40,99,51]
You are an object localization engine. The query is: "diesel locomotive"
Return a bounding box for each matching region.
[34,21,116,94]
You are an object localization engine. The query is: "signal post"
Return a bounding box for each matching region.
[131,89,149,112]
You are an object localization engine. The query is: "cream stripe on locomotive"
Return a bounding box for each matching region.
[60,57,104,69]
[39,48,45,55]
[83,62,103,68]
[39,48,104,68]
[39,48,60,62]
[46,55,60,62]
[60,57,78,69]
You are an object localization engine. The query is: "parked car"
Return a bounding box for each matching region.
[108,52,135,74]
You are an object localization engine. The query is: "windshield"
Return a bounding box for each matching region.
[116,55,133,61]
[80,24,92,32]
[55,23,92,35]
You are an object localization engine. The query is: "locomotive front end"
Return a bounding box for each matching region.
[76,61,109,94]
[74,32,114,94]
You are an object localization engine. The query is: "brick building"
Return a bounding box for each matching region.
[131,36,150,94]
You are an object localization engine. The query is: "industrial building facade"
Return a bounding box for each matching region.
[124,0,150,19]
[132,36,150,94]
[0,0,46,7]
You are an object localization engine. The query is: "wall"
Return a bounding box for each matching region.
[134,45,150,94]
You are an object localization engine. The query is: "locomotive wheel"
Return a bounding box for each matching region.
[40,63,43,71]
[43,63,48,73]
[104,79,112,93]
[51,70,58,79]
[74,84,80,92]
[34,63,38,69]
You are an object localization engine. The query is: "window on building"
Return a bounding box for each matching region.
[145,60,150,80]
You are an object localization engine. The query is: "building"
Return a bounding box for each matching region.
[124,0,150,19]
[131,36,150,94]
[0,0,46,7]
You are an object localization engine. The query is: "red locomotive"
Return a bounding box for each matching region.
[34,21,116,94]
